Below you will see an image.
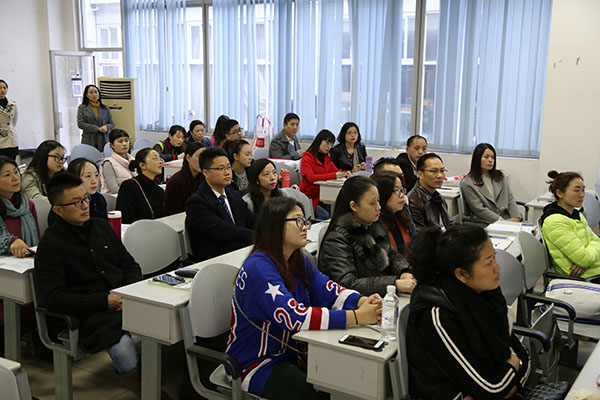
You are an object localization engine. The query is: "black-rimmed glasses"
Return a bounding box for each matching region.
[48,154,66,163]
[285,217,311,229]
[393,188,407,195]
[56,194,91,209]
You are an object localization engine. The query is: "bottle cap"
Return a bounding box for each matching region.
[387,285,395,294]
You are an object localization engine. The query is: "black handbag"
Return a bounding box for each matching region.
[518,381,570,400]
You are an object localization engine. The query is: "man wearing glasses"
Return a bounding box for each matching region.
[185,147,256,261]
[34,173,143,395]
[407,153,454,231]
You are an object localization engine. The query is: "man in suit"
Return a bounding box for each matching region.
[186,147,256,261]
[269,113,304,160]
[395,135,427,191]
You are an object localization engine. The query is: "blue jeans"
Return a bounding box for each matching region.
[106,333,140,375]
[315,202,331,220]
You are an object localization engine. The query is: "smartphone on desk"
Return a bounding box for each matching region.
[339,334,385,351]
[152,274,185,286]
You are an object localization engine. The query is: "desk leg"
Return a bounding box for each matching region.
[141,338,161,400]
[4,300,21,362]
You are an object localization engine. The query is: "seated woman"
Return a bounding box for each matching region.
[540,170,600,279]
[153,124,186,161]
[116,148,165,224]
[318,176,415,296]
[48,158,108,225]
[370,170,417,257]
[210,114,229,147]
[185,119,211,148]
[164,141,206,216]
[243,158,283,213]
[100,128,135,194]
[299,129,350,217]
[330,122,367,172]
[226,196,381,399]
[22,140,65,200]
[460,143,521,223]
[407,225,530,399]
[225,139,252,194]
[0,156,39,257]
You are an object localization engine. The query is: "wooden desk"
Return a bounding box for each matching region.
[567,341,600,397]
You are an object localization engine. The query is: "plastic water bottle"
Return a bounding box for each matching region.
[381,285,399,341]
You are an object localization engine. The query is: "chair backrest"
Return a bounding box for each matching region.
[133,138,154,151]
[582,189,600,232]
[393,304,410,398]
[530,304,561,383]
[31,198,51,237]
[594,181,600,200]
[0,358,27,400]
[253,147,269,160]
[189,263,239,338]
[70,144,103,165]
[102,193,117,211]
[496,249,525,305]
[103,142,113,158]
[518,231,548,291]
[274,162,300,187]
[281,188,314,220]
[123,220,181,275]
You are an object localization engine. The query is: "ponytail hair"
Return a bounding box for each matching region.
[409,226,489,285]
[129,148,153,174]
[546,170,583,200]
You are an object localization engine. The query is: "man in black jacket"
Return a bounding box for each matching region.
[395,135,427,191]
[34,173,142,392]
[185,147,256,261]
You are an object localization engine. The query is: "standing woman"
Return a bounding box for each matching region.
[330,122,367,172]
[407,226,530,399]
[0,80,19,160]
[299,129,350,215]
[319,176,416,296]
[77,84,114,151]
[242,158,282,213]
[185,120,211,148]
[116,148,165,224]
[164,141,206,216]
[0,156,39,257]
[226,196,381,399]
[22,140,65,200]
[460,143,521,223]
[100,128,135,194]
[225,139,252,194]
[370,170,417,258]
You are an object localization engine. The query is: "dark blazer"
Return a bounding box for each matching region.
[407,181,454,231]
[77,103,114,151]
[185,180,256,261]
[329,143,367,171]
[395,152,419,192]
[33,217,142,352]
[116,175,165,224]
[164,164,204,216]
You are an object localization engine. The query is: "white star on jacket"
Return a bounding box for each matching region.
[265,282,283,301]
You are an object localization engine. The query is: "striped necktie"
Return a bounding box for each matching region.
[218,194,235,223]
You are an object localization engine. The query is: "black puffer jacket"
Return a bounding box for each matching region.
[318,212,410,296]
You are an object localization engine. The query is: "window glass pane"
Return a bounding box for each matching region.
[425,13,438,62]
[81,0,122,48]
[94,51,123,78]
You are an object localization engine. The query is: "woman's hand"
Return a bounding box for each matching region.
[395,278,417,294]
[570,264,586,277]
[98,125,108,133]
[9,239,32,258]
[506,347,520,371]
[502,217,521,222]
[352,162,366,173]
[177,153,185,160]
[353,295,382,325]
[336,171,347,179]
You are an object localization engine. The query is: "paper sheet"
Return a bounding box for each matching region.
[0,256,35,274]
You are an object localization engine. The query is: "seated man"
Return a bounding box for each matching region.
[396,135,427,191]
[33,173,142,394]
[373,157,404,177]
[407,153,454,231]
[269,112,303,160]
[186,147,256,261]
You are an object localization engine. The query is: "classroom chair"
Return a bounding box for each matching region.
[28,274,86,400]
[582,189,600,232]
[69,144,103,165]
[133,138,154,151]
[389,304,410,399]
[102,192,117,212]
[281,188,314,221]
[0,357,32,400]
[252,147,269,160]
[274,162,301,187]
[103,142,113,158]
[31,198,51,237]
[179,262,264,399]
[123,219,181,276]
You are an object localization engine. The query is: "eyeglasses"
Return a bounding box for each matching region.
[421,168,448,175]
[285,217,311,229]
[206,165,232,173]
[393,188,407,196]
[48,154,66,163]
[228,128,244,136]
[56,194,91,209]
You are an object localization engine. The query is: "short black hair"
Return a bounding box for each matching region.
[47,172,83,206]
[417,153,443,171]
[199,147,229,170]
[109,128,130,144]
[223,119,240,136]
[373,157,401,172]
[168,124,186,137]
[283,113,300,125]
[407,135,427,147]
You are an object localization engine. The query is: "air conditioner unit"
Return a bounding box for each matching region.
[97,77,137,142]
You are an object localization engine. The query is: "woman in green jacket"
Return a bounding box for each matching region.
[540,170,600,279]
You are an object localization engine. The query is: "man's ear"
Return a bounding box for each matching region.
[52,205,64,218]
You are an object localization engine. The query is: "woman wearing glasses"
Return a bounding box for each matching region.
[22,140,66,200]
[227,196,381,399]
[330,122,367,173]
[116,148,165,224]
[460,143,521,224]
[319,176,415,296]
